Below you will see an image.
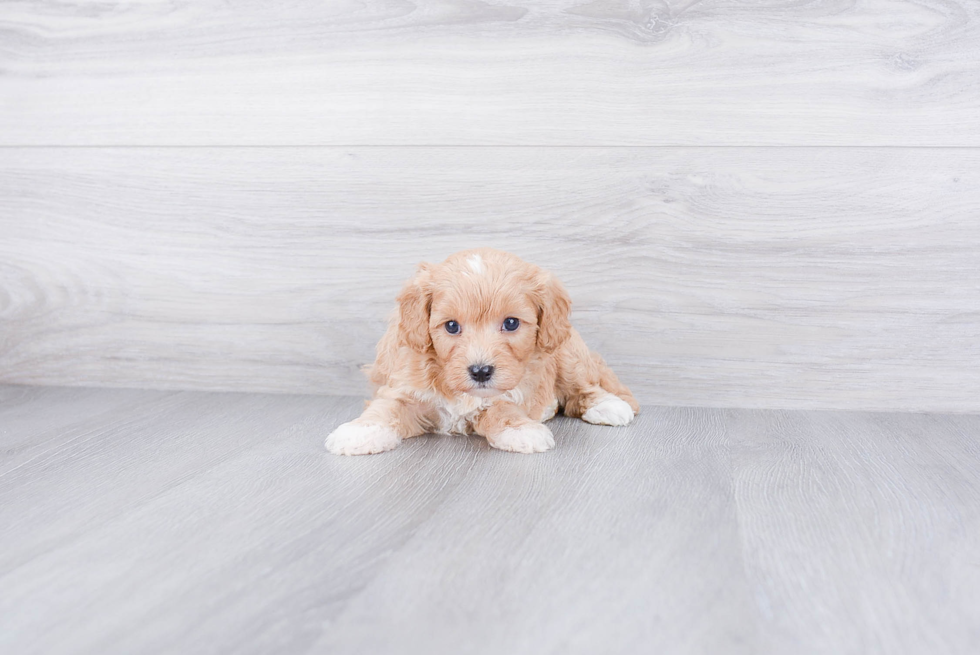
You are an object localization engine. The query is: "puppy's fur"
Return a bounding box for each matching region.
[326,248,638,455]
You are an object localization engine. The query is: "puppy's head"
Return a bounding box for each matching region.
[396,249,571,397]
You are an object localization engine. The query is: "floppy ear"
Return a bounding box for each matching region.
[396,263,433,353]
[534,270,572,353]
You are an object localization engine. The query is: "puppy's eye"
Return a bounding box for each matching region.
[502,317,520,332]
[445,320,461,335]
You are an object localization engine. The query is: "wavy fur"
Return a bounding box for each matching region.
[326,248,638,455]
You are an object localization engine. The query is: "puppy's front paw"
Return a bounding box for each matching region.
[582,395,635,427]
[486,422,555,454]
[325,422,401,456]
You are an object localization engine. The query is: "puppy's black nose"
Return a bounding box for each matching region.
[468,364,495,383]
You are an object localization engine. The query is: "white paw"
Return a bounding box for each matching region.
[488,423,555,454]
[582,395,634,427]
[325,422,401,456]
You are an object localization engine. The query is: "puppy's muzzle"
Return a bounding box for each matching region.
[467,363,495,383]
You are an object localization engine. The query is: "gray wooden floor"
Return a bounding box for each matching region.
[1,385,978,654]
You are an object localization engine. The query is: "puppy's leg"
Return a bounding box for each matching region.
[325,397,429,456]
[575,389,635,426]
[559,332,639,427]
[565,361,639,427]
[473,401,555,454]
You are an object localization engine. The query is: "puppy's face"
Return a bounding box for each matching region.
[396,250,571,397]
[429,274,539,397]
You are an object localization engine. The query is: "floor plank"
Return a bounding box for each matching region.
[1,385,978,654]
[2,147,978,412]
[313,408,752,655]
[730,410,980,655]
[0,385,171,476]
[2,0,979,145]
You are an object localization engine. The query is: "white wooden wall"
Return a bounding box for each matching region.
[2,1,979,412]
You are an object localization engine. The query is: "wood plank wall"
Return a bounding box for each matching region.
[1,1,979,412]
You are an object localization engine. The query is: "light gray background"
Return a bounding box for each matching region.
[2,0,979,412]
[3,4,980,654]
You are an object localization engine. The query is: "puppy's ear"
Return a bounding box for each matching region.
[534,270,572,353]
[396,263,433,353]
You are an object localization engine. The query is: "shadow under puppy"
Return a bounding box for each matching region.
[326,248,639,455]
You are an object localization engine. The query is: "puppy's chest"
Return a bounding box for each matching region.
[416,387,557,435]
[428,394,491,435]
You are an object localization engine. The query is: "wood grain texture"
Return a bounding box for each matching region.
[1,385,978,654]
[2,0,979,145]
[0,384,170,476]
[2,147,978,412]
[730,409,980,654]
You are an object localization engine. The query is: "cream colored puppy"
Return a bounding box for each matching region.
[326,248,638,455]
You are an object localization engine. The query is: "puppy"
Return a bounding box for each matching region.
[325,248,639,455]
